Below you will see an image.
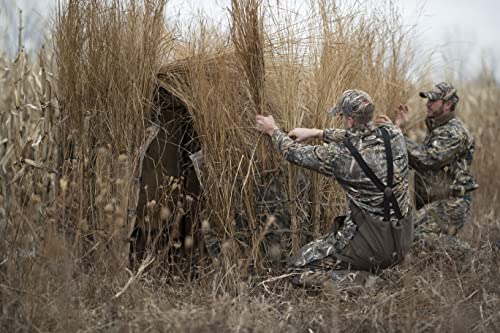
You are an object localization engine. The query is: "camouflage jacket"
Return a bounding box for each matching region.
[272,122,410,222]
[405,111,478,206]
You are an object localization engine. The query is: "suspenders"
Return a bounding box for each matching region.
[344,127,403,221]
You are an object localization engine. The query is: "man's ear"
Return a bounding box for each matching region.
[347,116,354,127]
[444,100,453,111]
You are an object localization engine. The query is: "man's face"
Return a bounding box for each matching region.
[341,114,354,129]
[426,99,445,118]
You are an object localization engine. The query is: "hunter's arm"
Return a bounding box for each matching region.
[405,130,463,170]
[272,129,336,177]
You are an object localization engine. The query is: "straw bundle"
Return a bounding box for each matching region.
[230,0,266,116]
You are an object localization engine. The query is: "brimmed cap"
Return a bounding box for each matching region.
[419,82,459,105]
[329,89,374,118]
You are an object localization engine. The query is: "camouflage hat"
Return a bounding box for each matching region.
[329,89,375,118]
[419,82,459,105]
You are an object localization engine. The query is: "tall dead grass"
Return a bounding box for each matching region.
[0,0,499,332]
[161,0,418,284]
[1,0,172,330]
[52,0,170,274]
[458,70,500,246]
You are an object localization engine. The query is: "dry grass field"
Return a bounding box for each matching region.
[0,1,499,332]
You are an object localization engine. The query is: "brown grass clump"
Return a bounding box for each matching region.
[0,1,499,332]
[52,0,171,274]
[230,0,265,116]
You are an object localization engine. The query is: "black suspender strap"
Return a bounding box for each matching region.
[380,127,403,220]
[381,127,393,189]
[344,140,386,192]
[344,127,403,221]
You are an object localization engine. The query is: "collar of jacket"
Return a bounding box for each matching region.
[346,121,376,139]
[425,111,456,130]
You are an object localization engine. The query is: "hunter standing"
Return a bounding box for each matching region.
[256,90,413,287]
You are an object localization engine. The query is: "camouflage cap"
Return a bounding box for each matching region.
[419,82,459,105]
[329,89,375,118]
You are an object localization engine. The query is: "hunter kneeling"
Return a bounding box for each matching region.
[256,90,413,287]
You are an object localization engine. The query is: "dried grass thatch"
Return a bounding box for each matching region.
[159,0,418,276]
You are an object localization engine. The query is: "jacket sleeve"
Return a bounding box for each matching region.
[323,128,346,144]
[272,129,336,177]
[405,129,463,170]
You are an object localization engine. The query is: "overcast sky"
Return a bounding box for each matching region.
[1,0,499,80]
[165,0,500,80]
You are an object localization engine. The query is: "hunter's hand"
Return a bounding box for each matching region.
[288,128,323,143]
[375,115,393,126]
[256,115,278,136]
[394,104,410,130]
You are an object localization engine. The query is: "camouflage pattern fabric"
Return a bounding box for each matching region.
[414,197,471,236]
[272,122,410,268]
[288,215,357,267]
[407,84,477,252]
[413,197,472,253]
[405,111,478,207]
[419,81,459,106]
[328,89,374,119]
[323,128,346,144]
[413,198,472,254]
[287,256,347,288]
[290,265,378,291]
